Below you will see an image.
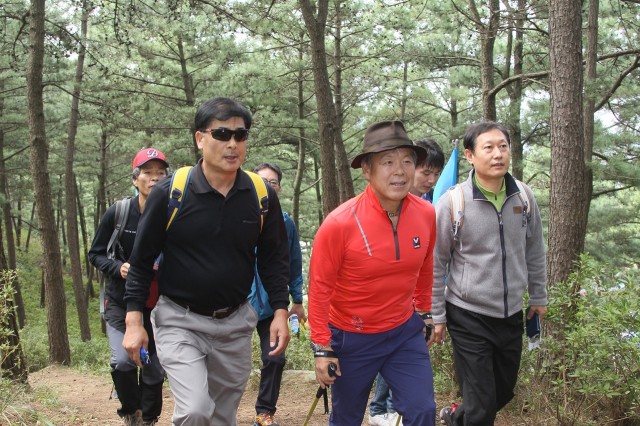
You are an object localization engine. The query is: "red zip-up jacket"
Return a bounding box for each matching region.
[309,185,436,346]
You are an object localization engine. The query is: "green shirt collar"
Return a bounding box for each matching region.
[473,173,506,210]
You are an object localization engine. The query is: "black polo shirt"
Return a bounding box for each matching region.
[125,159,290,313]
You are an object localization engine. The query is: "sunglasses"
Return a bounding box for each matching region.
[202,127,249,142]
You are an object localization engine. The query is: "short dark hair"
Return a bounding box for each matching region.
[414,139,445,171]
[253,162,283,183]
[463,121,511,151]
[194,97,252,131]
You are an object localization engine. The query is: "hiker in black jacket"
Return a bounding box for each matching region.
[89,148,169,426]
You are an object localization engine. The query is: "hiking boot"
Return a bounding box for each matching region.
[439,402,458,425]
[254,412,279,426]
[122,410,143,426]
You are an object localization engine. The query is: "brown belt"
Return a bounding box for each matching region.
[169,297,248,319]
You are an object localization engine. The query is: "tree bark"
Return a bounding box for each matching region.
[505,0,525,181]
[469,0,499,120]
[332,1,354,203]
[294,37,307,228]
[0,267,28,383]
[547,0,586,287]
[299,0,340,216]
[26,0,71,364]
[581,0,599,250]
[0,78,26,328]
[65,0,92,341]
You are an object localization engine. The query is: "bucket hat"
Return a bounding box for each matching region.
[350,120,427,169]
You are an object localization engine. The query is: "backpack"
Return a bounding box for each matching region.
[448,179,532,242]
[100,196,131,316]
[165,166,269,231]
[99,167,269,314]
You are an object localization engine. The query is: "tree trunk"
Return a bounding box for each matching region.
[294,39,307,228]
[581,0,598,250]
[26,0,71,364]
[177,36,199,162]
[0,77,26,328]
[76,179,90,277]
[469,0,499,121]
[332,1,354,203]
[547,0,586,287]
[25,202,35,253]
[505,0,525,181]
[299,0,340,216]
[96,126,108,226]
[65,0,92,341]
[0,265,28,383]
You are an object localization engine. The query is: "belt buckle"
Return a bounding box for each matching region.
[212,306,231,319]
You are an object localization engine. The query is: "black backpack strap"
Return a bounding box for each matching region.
[106,197,131,260]
[101,197,130,316]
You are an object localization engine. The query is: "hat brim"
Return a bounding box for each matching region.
[134,158,169,171]
[350,144,427,169]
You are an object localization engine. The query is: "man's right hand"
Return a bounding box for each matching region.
[434,323,447,345]
[314,355,340,389]
[122,311,148,367]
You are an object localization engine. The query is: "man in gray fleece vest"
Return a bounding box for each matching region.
[432,121,547,426]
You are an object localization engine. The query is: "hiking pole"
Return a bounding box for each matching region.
[303,363,337,426]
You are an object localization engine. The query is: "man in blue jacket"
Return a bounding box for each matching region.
[249,162,306,426]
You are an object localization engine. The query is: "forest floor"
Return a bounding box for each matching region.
[24,365,526,425]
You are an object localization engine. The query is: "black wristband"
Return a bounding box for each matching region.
[419,312,433,320]
[314,350,337,358]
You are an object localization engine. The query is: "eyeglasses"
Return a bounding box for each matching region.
[202,127,249,142]
[266,179,280,188]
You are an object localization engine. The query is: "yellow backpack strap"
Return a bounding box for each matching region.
[245,170,269,232]
[166,166,193,231]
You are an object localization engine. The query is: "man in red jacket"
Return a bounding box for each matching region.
[308,120,437,426]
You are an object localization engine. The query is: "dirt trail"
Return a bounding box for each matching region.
[28,365,331,425]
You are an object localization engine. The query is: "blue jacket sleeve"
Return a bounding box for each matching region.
[283,212,304,303]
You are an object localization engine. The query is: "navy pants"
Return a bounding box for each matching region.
[329,314,436,426]
[446,303,524,426]
[255,315,286,415]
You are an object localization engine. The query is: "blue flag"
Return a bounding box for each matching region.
[432,145,459,205]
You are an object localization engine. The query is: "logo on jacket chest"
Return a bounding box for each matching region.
[412,237,421,249]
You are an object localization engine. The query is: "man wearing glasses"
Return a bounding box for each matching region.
[123,97,291,425]
[249,163,306,426]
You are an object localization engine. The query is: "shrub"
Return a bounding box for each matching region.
[537,254,640,425]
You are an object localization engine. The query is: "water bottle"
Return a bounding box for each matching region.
[289,314,300,336]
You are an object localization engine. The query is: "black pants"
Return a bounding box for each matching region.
[108,308,164,422]
[446,303,523,426]
[255,315,286,415]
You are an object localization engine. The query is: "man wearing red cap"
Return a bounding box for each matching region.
[89,147,169,426]
[308,120,437,426]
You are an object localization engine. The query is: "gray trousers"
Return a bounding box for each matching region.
[151,295,258,426]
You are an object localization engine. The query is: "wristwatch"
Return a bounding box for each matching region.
[310,341,331,352]
[418,312,433,321]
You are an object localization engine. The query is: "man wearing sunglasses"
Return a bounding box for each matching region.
[123,97,291,426]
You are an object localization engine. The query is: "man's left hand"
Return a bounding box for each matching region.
[290,303,307,322]
[268,308,291,356]
[528,305,547,320]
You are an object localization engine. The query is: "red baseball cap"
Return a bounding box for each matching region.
[132,147,169,171]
